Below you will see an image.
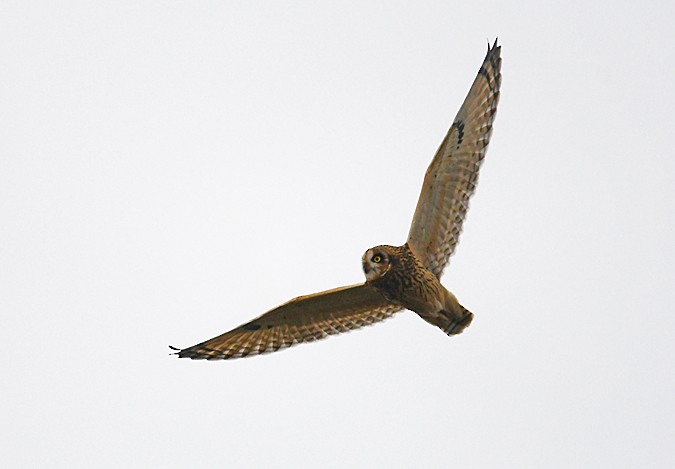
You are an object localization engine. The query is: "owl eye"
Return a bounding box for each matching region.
[372,255,382,263]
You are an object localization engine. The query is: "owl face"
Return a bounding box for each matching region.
[362,246,396,282]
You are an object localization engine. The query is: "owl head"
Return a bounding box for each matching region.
[362,245,397,282]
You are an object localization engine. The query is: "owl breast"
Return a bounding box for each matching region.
[368,244,441,314]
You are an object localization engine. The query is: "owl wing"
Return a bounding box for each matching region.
[171,284,401,360]
[407,39,502,278]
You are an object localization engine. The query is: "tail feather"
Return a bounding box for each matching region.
[419,300,474,336]
[438,305,474,335]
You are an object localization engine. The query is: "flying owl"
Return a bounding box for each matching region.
[171,39,502,360]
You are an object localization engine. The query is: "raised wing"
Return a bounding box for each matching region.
[407,39,502,278]
[171,284,401,360]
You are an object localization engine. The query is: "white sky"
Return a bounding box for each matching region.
[2,1,675,468]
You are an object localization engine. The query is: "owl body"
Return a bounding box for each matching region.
[363,244,473,335]
[172,40,500,360]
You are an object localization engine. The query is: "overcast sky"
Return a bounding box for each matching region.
[2,1,675,468]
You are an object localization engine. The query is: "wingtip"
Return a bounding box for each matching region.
[487,37,500,52]
[485,37,501,66]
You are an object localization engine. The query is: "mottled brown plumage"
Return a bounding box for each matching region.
[363,244,473,335]
[171,39,501,360]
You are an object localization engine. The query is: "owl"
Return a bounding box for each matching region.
[171,39,502,360]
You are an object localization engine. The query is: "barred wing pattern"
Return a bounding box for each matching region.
[407,39,502,278]
[172,284,401,360]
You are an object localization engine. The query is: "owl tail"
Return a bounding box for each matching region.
[428,293,474,336]
[438,303,474,335]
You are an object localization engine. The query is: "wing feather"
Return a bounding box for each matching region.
[171,284,401,360]
[407,39,502,278]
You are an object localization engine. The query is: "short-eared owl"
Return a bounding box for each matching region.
[171,40,502,360]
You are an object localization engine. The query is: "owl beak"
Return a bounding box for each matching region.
[362,261,371,275]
